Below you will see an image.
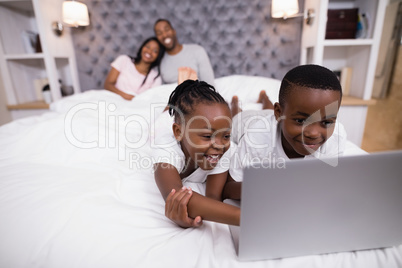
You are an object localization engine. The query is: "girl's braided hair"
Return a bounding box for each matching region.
[167,80,228,123]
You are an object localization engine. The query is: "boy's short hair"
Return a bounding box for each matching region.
[279,64,342,106]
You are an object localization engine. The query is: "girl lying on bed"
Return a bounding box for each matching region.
[152,80,240,227]
[165,64,349,228]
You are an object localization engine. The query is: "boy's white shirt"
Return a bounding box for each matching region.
[229,110,347,181]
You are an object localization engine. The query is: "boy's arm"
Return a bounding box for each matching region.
[205,172,228,201]
[222,174,242,200]
[154,163,240,226]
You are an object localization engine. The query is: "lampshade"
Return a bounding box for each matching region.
[271,0,299,18]
[62,1,90,27]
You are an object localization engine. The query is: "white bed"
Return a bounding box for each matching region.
[0,75,401,268]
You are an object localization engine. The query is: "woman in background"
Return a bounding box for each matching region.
[104,37,165,100]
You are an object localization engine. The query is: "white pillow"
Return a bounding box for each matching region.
[215,75,281,108]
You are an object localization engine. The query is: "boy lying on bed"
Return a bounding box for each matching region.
[165,64,350,228]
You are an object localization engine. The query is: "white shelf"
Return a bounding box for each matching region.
[0,0,81,118]
[5,53,44,60]
[323,39,374,46]
[341,96,376,106]
[7,100,49,110]
[300,0,388,147]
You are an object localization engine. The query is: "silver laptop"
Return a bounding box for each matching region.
[226,150,402,261]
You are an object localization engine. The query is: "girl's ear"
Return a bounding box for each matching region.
[172,123,183,141]
[274,102,282,122]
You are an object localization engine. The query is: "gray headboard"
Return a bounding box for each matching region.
[71,0,304,91]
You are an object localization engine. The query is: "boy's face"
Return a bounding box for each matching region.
[274,87,341,159]
[173,103,232,171]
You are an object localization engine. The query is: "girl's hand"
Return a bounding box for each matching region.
[122,92,135,100]
[165,187,203,228]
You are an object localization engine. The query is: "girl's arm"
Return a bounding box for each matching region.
[165,187,203,228]
[154,163,240,226]
[104,67,134,100]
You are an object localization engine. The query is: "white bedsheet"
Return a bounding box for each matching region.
[0,75,401,268]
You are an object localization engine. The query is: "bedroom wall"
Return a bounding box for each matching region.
[0,76,12,125]
[71,0,304,91]
[362,44,402,152]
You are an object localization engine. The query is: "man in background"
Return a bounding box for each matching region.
[154,19,215,85]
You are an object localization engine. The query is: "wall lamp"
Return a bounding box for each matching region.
[52,0,90,37]
[271,0,315,25]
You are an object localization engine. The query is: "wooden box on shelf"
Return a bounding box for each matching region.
[326,8,359,39]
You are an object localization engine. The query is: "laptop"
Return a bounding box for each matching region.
[226,150,402,261]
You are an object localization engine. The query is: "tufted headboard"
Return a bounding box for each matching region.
[71,0,304,91]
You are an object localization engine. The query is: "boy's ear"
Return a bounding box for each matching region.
[172,123,183,141]
[274,102,282,122]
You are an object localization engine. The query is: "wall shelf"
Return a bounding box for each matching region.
[7,100,49,110]
[300,0,387,146]
[0,0,81,121]
[323,39,374,46]
[341,96,376,106]
[5,53,45,60]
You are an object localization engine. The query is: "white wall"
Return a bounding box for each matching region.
[0,76,12,126]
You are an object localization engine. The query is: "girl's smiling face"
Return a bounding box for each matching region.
[173,102,232,173]
[141,40,160,64]
[274,87,342,159]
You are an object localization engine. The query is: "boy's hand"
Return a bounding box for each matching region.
[165,187,203,228]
